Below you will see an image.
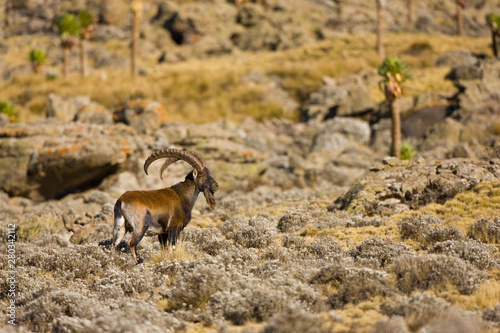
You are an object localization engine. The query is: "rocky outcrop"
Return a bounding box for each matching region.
[329,157,500,216]
[300,74,376,122]
[448,60,500,112]
[74,102,113,124]
[46,94,91,122]
[113,99,168,134]
[0,121,136,199]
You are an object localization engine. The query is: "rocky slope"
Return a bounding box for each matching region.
[1,53,500,330]
[0,1,500,331]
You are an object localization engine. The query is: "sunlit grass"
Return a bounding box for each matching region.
[1,33,492,124]
[420,181,500,235]
[152,240,196,263]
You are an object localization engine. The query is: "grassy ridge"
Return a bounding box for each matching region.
[1,33,492,123]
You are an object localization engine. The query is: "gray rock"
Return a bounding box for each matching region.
[329,158,500,216]
[73,102,113,125]
[113,99,167,134]
[436,50,479,67]
[91,25,128,42]
[46,94,91,122]
[0,113,10,126]
[163,11,200,45]
[446,64,483,81]
[312,118,371,152]
[0,120,136,199]
[231,20,284,51]
[301,80,375,122]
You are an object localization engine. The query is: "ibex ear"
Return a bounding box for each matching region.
[193,169,198,178]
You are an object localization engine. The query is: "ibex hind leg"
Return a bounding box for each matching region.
[112,202,126,252]
[129,210,152,264]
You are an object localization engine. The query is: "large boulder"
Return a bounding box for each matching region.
[113,99,168,134]
[0,121,136,200]
[301,76,375,122]
[447,60,500,112]
[74,102,113,125]
[312,117,371,152]
[46,94,91,122]
[435,50,479,68]
[328,158,500,216]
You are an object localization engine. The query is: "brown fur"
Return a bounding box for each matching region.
[112,168,218,263]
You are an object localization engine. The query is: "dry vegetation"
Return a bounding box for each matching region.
[1,33,491,123]
[1,178,499,332]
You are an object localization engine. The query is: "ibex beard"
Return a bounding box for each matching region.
[112,149,218,263]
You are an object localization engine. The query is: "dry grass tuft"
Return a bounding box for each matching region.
[153,241,196,263]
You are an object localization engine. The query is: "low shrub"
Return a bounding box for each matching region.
[397,214,464,246]
[261,303,334,333]
[430,240,497,270]
[278,209,312,232]
[168,261,231,310]
[310,257,355,287]
[380,292,450,331]
[468,217,500,244]
[483,304,500,324]
[371,316,409,333]
[349,236,416,267]
[210,277,288,325]
[228,215,277,248]
[329,268,394,309]
[393,254,487,295]
[18,290,98,332]
[282,234,306,250]
[182,226,233,255]
[306,235,344,258]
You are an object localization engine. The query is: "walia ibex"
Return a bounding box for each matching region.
[112,148,218,263]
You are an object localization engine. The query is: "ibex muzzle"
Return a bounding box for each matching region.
[112,149,218,263]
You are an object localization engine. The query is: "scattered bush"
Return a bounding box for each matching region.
[210,277,288,325]
[467,217,500,244]
[371,316,409,333]
[329,268,394,309]
[400,141,417,160]
[28,48,48,72]
[278,209,312,232]
[397,214,464,245]
[306,236,344,258]
[18,290,98,331]
[51,299,183,333]
[430,240,497,270]
[349,236,416,267]
[310,257,355,287]
[19,244,128,279]
[393,254,487,295]
[483,304,500,324]
[182,226,233,255]
[228,215,277,248]
[418,310,489,333]
[0,100,16,119]
[168,261,231,310]
[261,303,334,333]
[380,292,450,331]
[282,234,306,250]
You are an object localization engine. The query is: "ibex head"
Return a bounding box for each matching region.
[143,148,219,209]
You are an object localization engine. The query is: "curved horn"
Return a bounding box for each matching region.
[188,150,207,169]
[144,149,204,177]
